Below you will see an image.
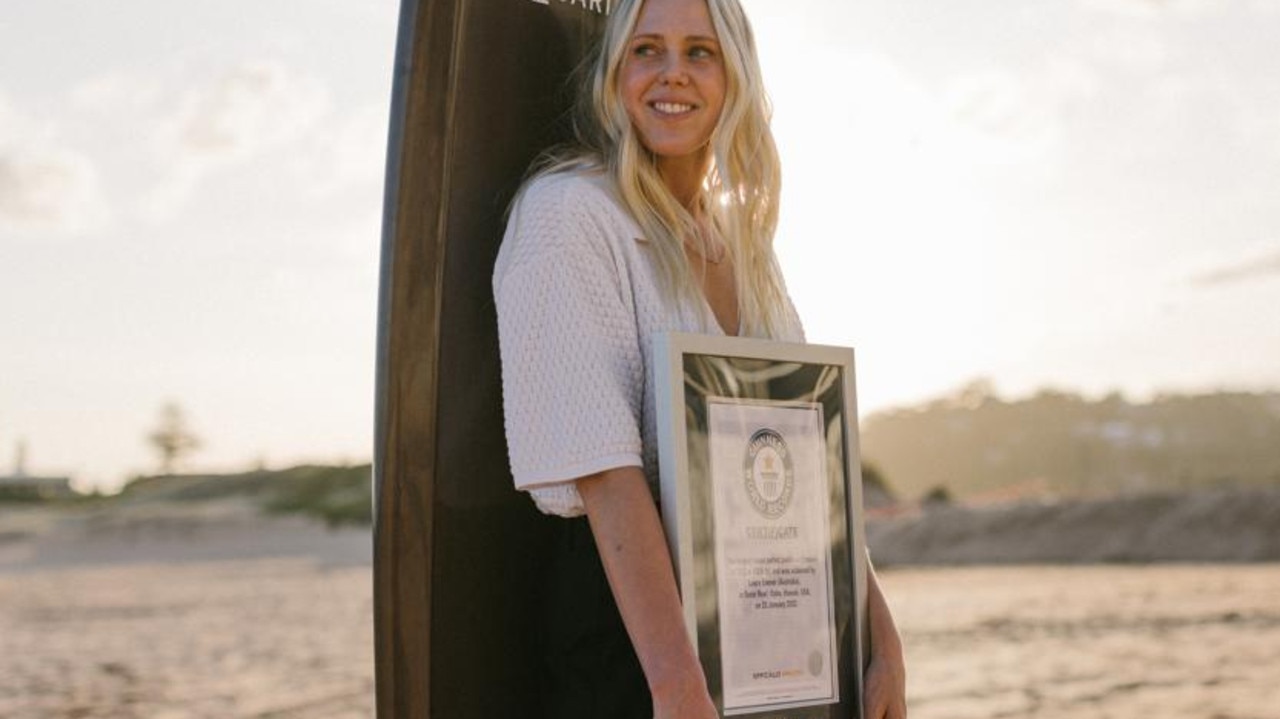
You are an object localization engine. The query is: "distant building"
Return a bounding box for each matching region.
[0,441,75,500]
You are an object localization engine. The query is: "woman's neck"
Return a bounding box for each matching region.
[656,151,710,211]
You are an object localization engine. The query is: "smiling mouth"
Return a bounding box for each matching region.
[651,101,695,115]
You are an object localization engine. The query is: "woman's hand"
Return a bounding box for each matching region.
[863,644,907,719]
[862,558,907,718]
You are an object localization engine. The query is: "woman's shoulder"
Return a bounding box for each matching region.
[497,167,635,283]
[506,168,635,251]
[515,167,620,217]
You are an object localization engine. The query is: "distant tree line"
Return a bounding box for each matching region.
[860,382,1280,501]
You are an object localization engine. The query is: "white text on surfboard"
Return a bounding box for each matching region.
[526,0,612,15]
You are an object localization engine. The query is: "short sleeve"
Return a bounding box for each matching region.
[493,175,644,516]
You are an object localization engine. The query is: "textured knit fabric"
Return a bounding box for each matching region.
[493,169,805,517]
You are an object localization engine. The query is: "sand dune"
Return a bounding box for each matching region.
[867,486,1280,565]
[0,499,368,571]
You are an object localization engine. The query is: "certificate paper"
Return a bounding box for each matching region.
[707,399,839,714]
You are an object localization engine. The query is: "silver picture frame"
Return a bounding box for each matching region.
[655,332,869,719]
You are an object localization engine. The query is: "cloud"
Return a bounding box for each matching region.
[292,102,388,197]
[0,149,109,233]
[1191,247,1280,287]
[1223,78,1280,157]
[69,72,163,117]
[169,61,330,161]
[140,60,331,221]
[939,60,1096,168]
[1075,22,1170,75]
[1079,0,1227,18]
[65,62,370,223]
[0,93,110,236]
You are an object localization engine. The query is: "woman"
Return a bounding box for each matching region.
[493,0,907,716]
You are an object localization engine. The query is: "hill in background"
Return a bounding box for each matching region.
[861,383,1280,502]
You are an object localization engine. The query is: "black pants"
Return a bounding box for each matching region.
[541,517,653,718]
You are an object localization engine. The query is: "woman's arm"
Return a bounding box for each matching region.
[577,466,719,719]
[863,557,907,719]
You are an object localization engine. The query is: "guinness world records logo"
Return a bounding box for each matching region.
[743,428,795,519]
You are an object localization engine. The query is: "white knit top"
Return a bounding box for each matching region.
[493,169,804,517]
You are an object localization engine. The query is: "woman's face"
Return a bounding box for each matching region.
[619,0,727,172]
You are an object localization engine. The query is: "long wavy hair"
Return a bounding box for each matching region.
[530,0,787,338]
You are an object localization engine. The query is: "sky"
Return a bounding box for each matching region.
[2,0,1278,491]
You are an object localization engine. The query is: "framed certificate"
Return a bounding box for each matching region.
[655,333,869,719]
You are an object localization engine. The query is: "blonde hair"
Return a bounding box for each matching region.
[532,0,788,338]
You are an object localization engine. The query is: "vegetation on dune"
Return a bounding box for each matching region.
[121,464,373,528]
[12,388,1279,520]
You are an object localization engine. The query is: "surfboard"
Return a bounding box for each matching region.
[373,1,607,717]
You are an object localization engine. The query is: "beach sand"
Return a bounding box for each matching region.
[0,502,372,719]
[0,560,373,719]
[890,564,1280,719]
[2,501,1278,717]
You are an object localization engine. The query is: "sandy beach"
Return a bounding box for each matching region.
[0,501,373,719]
[891,564,1280,719]
[0,560,373,719]
[2,499,1278,718]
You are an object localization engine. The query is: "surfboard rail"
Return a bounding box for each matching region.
[374,1,606,716]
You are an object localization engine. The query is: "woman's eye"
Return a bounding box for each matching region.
[633,43,660,57]
[689,45,715,60]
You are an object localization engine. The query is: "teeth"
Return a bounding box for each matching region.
[653,102,694,115]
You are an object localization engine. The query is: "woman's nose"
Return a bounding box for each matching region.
[660,56,689,86]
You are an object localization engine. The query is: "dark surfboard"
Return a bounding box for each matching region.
[373,1,606,717]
